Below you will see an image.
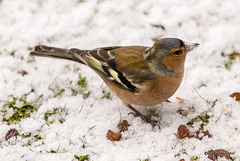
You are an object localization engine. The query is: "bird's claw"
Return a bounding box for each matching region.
[128,112,138,117]
[128,111,160,128]
[126,104,161,128]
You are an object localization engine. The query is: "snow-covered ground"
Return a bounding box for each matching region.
[0,0,240,160]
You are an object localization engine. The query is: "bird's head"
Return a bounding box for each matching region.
[144,38,199,77]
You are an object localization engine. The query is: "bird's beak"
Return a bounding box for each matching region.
[184,42,200,53]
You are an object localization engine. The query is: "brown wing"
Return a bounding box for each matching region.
[71,46,156,93]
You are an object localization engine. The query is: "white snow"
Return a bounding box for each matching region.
[0,0,240,160]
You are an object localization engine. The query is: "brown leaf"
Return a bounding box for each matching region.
[18,70,28,76]
[177,125,190,139]
[179,159,185,161]
[5,128,20,141]
[176,97,184,103]
[117,120,130,132]
[230,92,240,101]
[176,125,212,140]
[106,130,121,141]
[207,149,231,161]
[207,149,217,161]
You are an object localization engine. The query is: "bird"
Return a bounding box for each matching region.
[30,38,199,127]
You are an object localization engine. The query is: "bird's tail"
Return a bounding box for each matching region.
[30,45,84,64]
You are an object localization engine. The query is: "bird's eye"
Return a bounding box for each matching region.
[173,50,182,55]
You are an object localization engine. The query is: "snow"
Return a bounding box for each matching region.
[0,0,240,160]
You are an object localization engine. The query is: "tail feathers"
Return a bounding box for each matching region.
[30,45,85,64]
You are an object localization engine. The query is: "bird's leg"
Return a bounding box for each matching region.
[125,104,158,128]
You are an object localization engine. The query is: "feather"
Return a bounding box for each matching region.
[71,46,156,93]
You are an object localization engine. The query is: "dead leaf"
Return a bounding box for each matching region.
[5,128,20,141]
[117,120,130,132]
[18,70,28,76]
[176,125,190,139]
[176,97,184,103]
[230,92,240,101]
[176,125,212,140]
[106,130,121,141]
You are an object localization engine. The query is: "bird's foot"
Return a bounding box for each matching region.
[126,104,160,128]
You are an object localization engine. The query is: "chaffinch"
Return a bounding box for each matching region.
[30,38,199,126]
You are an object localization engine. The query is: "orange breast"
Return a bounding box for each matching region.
[103,73,183,106]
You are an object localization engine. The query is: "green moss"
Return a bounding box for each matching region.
[22,132,44,146]
[177,108,188,117]
[1,90,42,125]
[186,89,218,131]
[174,148,188,158]
[190,156,199,161]
[44,107,68,125]
[78,74,87,88]
[138,156,151,161]
[10,50,15,57]
[187,112,210,131]
[101,90,112,100]
[54,89,65,97]
[74,155,90,161]
[71,73,91,99]
[222,51,240,70]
